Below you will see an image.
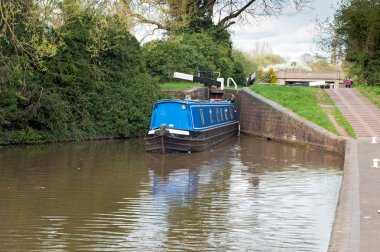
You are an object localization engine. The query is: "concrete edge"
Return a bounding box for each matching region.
[328,140,360,252]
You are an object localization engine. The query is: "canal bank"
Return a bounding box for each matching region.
[327,89,380,252]
[238,88,380,251]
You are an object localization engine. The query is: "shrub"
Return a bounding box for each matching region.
[0,1,161,144]
[257,68,278,84]
[143,32,245,85]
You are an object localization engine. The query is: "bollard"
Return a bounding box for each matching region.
[372,159,380,168]
[371,137,378,144]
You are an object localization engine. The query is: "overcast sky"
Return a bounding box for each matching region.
[230,0,339,61]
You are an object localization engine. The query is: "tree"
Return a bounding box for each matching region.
[125,0,312,34]
[232,49,258,77]
[319,0,380,85]
[144,32,245,84]
[251,53,286,68]
[248,41,273,56]
[0,0,161,144]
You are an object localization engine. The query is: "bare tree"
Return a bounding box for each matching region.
[313,17,346,65]
[123,0,313,33]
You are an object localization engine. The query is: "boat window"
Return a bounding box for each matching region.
[209,108,213,124]
[220,108,224,121]
[216,108,220,122]
[229,107,234,119]
[200,109,205,125]
[225,108,229,120]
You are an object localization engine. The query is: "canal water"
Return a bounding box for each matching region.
[0,136,343,251]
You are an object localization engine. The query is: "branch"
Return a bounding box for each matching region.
[121,0,168,31]
[131,13,168,31]
[223,21,236,29]
[218,0,258,27]
[138,27,160,43]
[205,0,217,15]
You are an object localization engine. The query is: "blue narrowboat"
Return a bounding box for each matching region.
[145,99,239,153]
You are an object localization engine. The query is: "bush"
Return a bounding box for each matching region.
[143,32,245,85]
[257,68,278,84]
[0,1,161,144]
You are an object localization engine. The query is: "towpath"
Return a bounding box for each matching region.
[327,88,380,251]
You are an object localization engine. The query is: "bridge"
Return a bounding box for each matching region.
[276,70,345,88]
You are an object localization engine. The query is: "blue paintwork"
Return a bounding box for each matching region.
[149,100,237,132]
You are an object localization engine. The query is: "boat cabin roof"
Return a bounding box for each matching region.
[149,99,237,132]
[155,99,231,106]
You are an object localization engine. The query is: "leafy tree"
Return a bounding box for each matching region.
[268,68,277,83]
[232,49,258,77]
[0,0,160,144]
[251,53,286,69]
[326,0,380,85]
[144,31,245,84]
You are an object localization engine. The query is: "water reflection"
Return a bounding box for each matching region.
[0,137,343,251]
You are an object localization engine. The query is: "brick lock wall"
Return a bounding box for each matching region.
[238,88,346,154]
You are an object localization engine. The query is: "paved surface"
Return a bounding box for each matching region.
[327,89,380,138]
[327,88,380,251]
[357,139,380,252]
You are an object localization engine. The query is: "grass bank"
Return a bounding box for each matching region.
[356,85,380,109]
[161,81,203,90]
[250,85,355,138]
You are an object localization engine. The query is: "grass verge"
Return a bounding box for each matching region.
[332,108,356,138]
[161,81,203,90]
[355,85,380,109]
[250,85,355,138]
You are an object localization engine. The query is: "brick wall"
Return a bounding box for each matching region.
[238,88,346,154]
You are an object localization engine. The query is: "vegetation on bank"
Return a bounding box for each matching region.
[144,30,245,85]
[326,0,380,87]
[1,0,376,145]
[0,1,162,144]
[332,108,356,139]
[250,85,355,138]
[0,1,244,145]
[356,85,380,109]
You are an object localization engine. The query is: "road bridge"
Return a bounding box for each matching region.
[276,71,345,88]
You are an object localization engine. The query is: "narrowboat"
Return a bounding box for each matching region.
[144,99,239,153]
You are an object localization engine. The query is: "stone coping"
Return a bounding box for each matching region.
[328,140,360,252]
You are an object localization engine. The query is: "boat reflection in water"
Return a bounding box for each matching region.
[146,139,236,207]
[145,136,343,251]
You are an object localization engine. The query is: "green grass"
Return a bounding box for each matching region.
[160,81,203,90]
[318,89,356,138]
[250,85,355,138]
[332,108,356,138]
[355,85,380,109]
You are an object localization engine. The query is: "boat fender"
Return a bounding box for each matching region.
[154,124,169,136]
[155,129,169,136]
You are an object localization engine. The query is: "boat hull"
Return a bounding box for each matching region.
[145,122,239,153]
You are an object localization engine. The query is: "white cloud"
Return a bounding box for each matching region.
[230,0,339,61]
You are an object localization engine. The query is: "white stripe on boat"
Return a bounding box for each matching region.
[148,129,190,136]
